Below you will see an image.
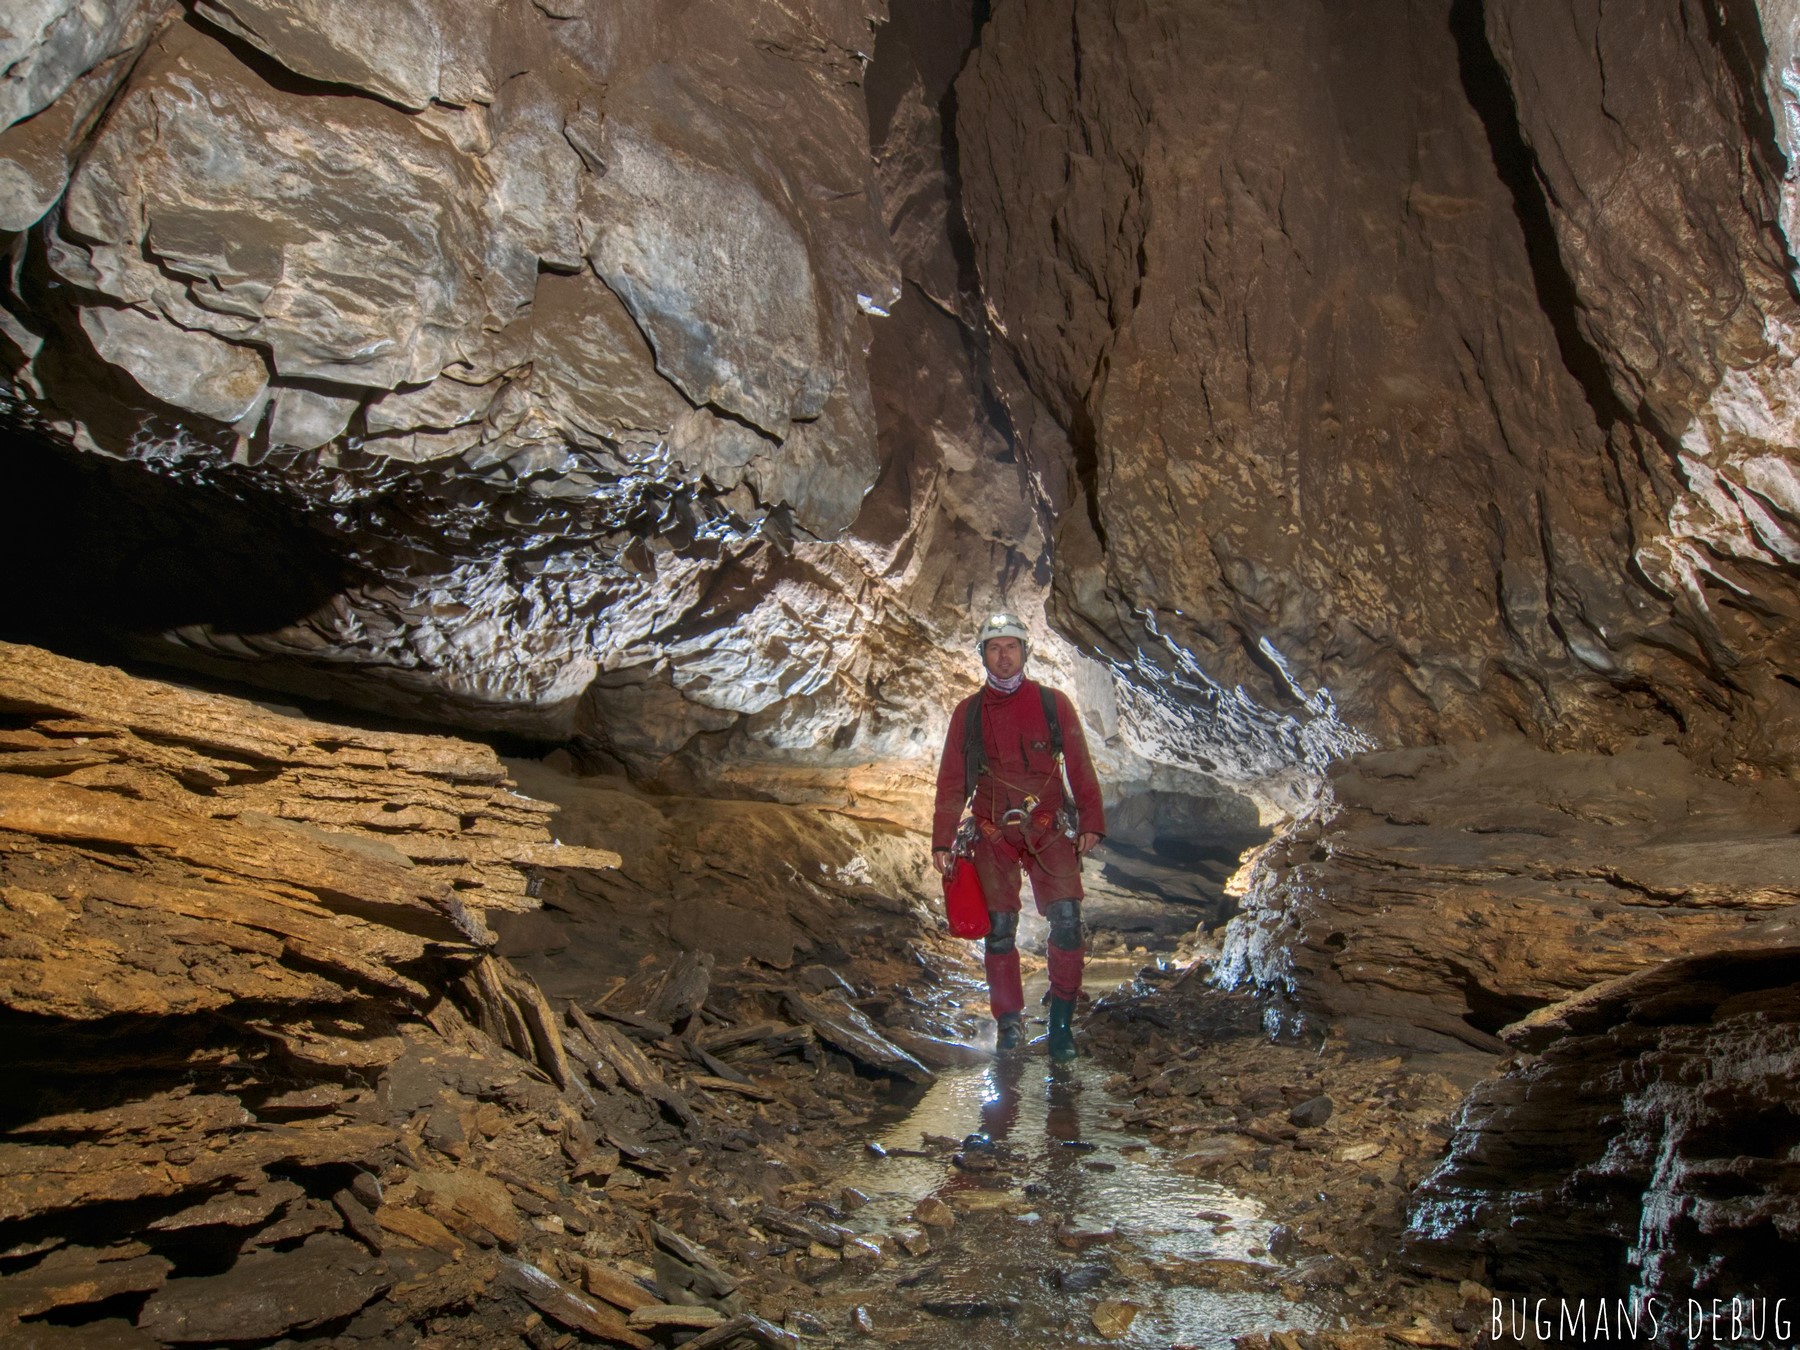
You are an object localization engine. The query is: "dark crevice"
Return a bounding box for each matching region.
[1065,394,1109,550]
[864,3,1023,478]
[0,409,355,651]
[1447,0,1631,432]
[185,11,427,115]
[934,4,994,310]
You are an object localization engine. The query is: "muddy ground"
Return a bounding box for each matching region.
[391,932,1499,1350]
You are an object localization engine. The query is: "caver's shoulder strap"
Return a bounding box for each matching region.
[962,694,986,801]
[1040,684,1063,758]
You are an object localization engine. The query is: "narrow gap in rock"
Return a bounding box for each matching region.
[1446,0,1631,431]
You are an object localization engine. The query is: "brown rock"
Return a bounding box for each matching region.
[912,1196,954,1229]
[1406,945,1800,1305]
[1221,738,1800,1054]
[135,1233,388,1342]
[582,1261,660,1313]
[374,1205,461,1255]
[501,1257,652,1349]
[0,1246,170,1321]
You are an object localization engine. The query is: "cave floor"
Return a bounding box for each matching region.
[0,647,1504,1349]
[750,962,1491,1349]
[478,759,1496,1349]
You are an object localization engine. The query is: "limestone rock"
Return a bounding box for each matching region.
[954,0,1800,783]
[0,0,167,133]
[0,0,923,748]
[52,20,508,394]
[1218,737,1800,1055]
[1405,946,1800,1306]
[192,0,495,111]
[0,644,632,1343]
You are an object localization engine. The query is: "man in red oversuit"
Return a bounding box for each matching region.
[931,613,1105,1060]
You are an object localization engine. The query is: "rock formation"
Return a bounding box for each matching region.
[1218,736,1800,1057]
[0,639,617,1340]
[9,0,1800,789]
[955,0,1800,779]
[0,641,1001,1345]
[3,0,911,743]
[1405,944,1800,1324]
[0,0,1110,798]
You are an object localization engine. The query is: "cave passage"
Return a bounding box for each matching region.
[0,414,354,652]
[6,0,1800,1341]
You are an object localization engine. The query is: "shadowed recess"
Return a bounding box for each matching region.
[0,411,355,647]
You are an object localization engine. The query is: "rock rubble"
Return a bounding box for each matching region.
[0,641,1036,1347]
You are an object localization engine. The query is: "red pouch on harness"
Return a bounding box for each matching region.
[942,857,990,939]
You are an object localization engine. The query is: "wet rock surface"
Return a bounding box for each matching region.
[787,965,1504,1348]
[1406,944,1800,1321]
[0,644,1483,1349]
[1219,737,1800,1059]
[0,0,1105,797]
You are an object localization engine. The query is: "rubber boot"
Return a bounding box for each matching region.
[995,1012,1023,1052]
[1046,995,1077,1062]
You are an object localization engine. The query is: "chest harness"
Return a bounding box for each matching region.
[955,686,1080,874]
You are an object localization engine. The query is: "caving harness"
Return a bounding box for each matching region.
[952,684,1082,881]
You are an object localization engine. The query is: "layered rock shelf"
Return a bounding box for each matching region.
[0,645,993,1346]
[1406,947,1800,1323]
[1220,738,1800,1059]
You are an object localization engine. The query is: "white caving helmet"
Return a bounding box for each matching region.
[976,611,1031,658]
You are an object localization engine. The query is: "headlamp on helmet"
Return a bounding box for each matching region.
[976,612,1030,658]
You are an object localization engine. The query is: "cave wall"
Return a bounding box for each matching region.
[2,0,1159,811]
[955,0,1800,779]
[10,0,1800,797]
[2,0,934,746]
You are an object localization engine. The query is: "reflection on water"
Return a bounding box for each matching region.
[827,990,1328,1347]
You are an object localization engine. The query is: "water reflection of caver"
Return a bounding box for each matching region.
[971,1059,1082,1153]
[978,1060,1023,1142]
[1044,1074,1082,1146]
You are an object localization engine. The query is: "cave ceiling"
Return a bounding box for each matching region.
[5,0,1800,799]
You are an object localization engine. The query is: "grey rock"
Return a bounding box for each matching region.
[192,0,495,111]
[1405,946,1800,1304]
[0,0,166,133]
[584,66,834,439]
[267,383,360,450]
[0,44,144,232]
[78,304,268,425]
[1287,1095,1333,1130]
[53,21,509,392]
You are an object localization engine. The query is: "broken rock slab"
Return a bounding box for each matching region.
[135,1234,389,1343]
[783,990,934,1084]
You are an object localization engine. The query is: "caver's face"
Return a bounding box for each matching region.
[982,636,1025,680]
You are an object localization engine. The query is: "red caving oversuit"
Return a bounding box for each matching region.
[932,678,1106,1018]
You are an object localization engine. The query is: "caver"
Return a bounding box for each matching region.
[930,613,1106,1061]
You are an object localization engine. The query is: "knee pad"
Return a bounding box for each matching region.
[1045,899,1083,951]
[985,909,1018,956]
